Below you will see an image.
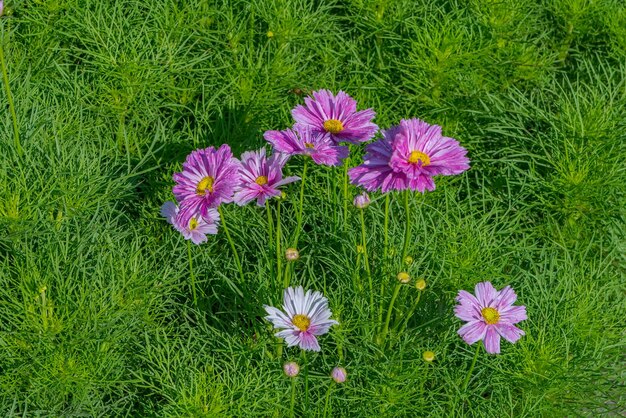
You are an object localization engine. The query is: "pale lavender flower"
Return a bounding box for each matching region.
[234,148,299,206]
[353,192,370,209]
[264,126,348,167]
[292,89,378,144]
[454,282,527,354]
[264,286,338,352]
[331,367,347,383]
[160,201,219,245]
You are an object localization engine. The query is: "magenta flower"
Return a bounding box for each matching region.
[0,1,4,16]
[388,118,470,192]
[264,286,338,352]
[234,148,299,206]
[348,125,412,193]
[160,201,219,245]
[292,89,378,144]
[264,126,348,166]
[348,119,470,193]
[454,282,527,354]
[172,145,240,224]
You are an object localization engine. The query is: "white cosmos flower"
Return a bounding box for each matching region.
[264,286,338,351]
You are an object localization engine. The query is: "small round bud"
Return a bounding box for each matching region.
[388,247,396,257]
[266,31,274,38]
[423,351,435,362]
[415,279,426,291]
[396,272,411,284]
[285,248,300,261]
[38,285,47,293]
[331,366,347,383]
[353,192,370,209]
[356,245,365,254]
[404,256,413,266]
[279,191,287,200]
[283,362,300,377]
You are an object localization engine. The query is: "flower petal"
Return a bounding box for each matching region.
[483,326,501,354]
[458,320,487,345]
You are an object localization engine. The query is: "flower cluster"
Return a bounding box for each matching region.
[158,89,527,391]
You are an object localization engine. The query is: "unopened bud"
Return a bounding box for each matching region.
[415,279,426,291]
[423,351,435,362]
[285,248,299,261]
[283,362,299,377]
[331,367,347,383]
[397,272,411,284]
[353,192,370,209]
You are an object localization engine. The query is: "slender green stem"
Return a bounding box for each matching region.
[463,342,482,391]
[343,162,348,232]
[322,381,333,418]
[186,240,198,308]
[276,200,283,291]
[384,194,390,257]
[359,209,373,313]
[0,27,22,157]
[380,282,402,345]
[378,194,391,327]
[289,376,296,418]
[218,206,245,283]
[401,190,412,262]
[266,202,274,247]
[303,351,309,414]
[293,158,308,247]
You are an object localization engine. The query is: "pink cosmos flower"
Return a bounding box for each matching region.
[160,201,219,245]
[454,282,527,354]
[292,89,378,144]
[388,118,470,192]
[348,125,412,193]
[234,148,299,206]
[264,286,338,352]
[264,126,348,167]
[172,145,240,224]
[348,119,470,193]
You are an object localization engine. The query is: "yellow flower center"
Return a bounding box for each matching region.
[408,150,430,166]
[292,314,311,331]
[255,175,268,186]
[323,119,344,134]
[188,217,199,231]
[304,142,315,149]
[196,176,215,195]
[481,307,500,325]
